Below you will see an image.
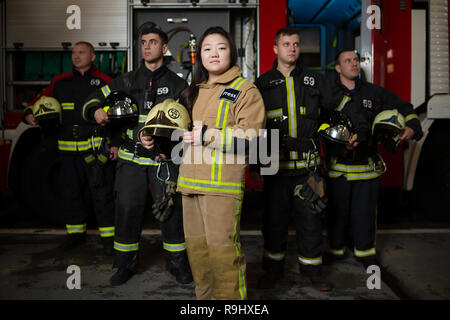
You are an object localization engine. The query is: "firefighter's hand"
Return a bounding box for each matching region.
[94,108,109,126]
[399,126,414,141]
[139,131,155,150]
[182,125,202,145]
[109,146,119,160]
[25,114,38,126]
[346,133,359,150]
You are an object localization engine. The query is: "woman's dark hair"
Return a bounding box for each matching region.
[179,26,238,115]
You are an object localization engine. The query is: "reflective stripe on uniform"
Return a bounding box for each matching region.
[163,242,187,252]
[117,147,159,166]
[82,98,102,121]
[58,137,102,152]
[233,199,247,300]
[267,108,283,119]
[126,129,133,140]
[263,249,286,261]
[139,114,147,123]
[98,226,115,238]
[327,156,384,181]
[114,241,139,252]
[66,224,86,234]
[83,154,96,164]
[406,113,419,122]
[177,176,244,195]
[279,155,321,170]
[336,95,351,111]
[62,102,75,110]
[299,106,306,115]
[329,248,345,256]
[298,255,322,266]
[101,85,111,97]
[286,76,298,160]
[354,247,376,258]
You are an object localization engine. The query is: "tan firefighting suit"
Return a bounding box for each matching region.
[177,65,266,300]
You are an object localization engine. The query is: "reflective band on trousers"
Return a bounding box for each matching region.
[66,224,86,234]
[354,248,376,258]
[99,226,115,238]
[298,255,322,266]
[233,199,247,300]
[163,242,187,252]
[177,176,244,195]
[329,248,345,256]
[118,148,159,166]
[263,249,286,261]
[327,156,383,181]
[114,241,139,252]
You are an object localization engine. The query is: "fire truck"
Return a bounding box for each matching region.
[0,0,449,224]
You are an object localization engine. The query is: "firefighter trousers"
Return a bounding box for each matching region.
[59,153,115,238]
[262,174,324,277]
[327,176,379,260]
[113,161,188,271]
[182,194,247,300]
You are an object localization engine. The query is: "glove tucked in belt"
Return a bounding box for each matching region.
[152,180,177,222]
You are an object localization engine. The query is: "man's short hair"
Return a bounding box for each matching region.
[140,25,168,45]
[74,41,95,54]
[335,49,360,65]
[274,27,300,45]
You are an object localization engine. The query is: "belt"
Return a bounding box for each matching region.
[60,125,101,139]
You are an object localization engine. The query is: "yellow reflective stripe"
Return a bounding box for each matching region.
[101,85,111,97]
[286,76,298,160]
[354,247,376,258]
[114,241,139,252]
[263,249,286,261]
[177,176,244,194]
[82,98,102,121]
[163,242,187,252]
[406,113,419,122]
[66,224,86,234]
[327,156,384,180]
[329,248,345,256]
[126,129,133,140]
[336,95,351,111]
[118,147,159,166]
[233,199,247,300]
[298,255,322,266]
[99,226,115,238]
[62,102,75,110]
[58,140,92,152]
[139,114,147,123]
[84,154,96,164]
[328,170,383,181]
[299,106,306,115]
[267,108,283,119]
[279,157,321,170]
[98,153,108,164]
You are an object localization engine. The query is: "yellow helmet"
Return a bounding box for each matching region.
[372,109,405,153]
[140,98,191,139]
[32,96,62,124]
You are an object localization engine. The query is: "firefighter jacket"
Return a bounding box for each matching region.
[326,77,423,181]
[255,60,368,175]
[177,65,266,200]
[82,61,188,167]
[25,66,113,158]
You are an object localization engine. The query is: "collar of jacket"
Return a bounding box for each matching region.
[336,76,364,93]
[197,65,242,89]
[272,58,304,77]
[72,65,98,77]
[138,59,168,80]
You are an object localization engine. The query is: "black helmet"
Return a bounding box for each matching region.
[102,91,138,126]
[318,111,354,144]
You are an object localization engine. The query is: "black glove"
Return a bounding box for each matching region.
[281,135,316,153]
[294,171,328,215]
[152,181,177,222]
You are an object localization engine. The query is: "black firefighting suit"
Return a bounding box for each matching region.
[255,60,368,278]
[325,77,423,262]
[25,66,116,239]
[83,61,189,273]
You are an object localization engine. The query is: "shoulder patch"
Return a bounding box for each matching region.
[219,88,241,103]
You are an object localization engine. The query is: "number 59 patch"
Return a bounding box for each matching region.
[303,76,315,86]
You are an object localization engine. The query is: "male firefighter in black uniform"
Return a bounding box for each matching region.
[253,27,367,292]
[324,49,423,267]
[24,41,117,254]
[83,25,192,286]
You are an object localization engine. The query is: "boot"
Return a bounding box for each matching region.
[110,268,135,286]
[257,272,284,289]
[299,271,333,292]
[359,255,380,270]
[59,233,86,250]
[165,251,193,284]
[101,237,114,256]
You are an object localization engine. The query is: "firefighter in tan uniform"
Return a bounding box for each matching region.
[143,26,265,300]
